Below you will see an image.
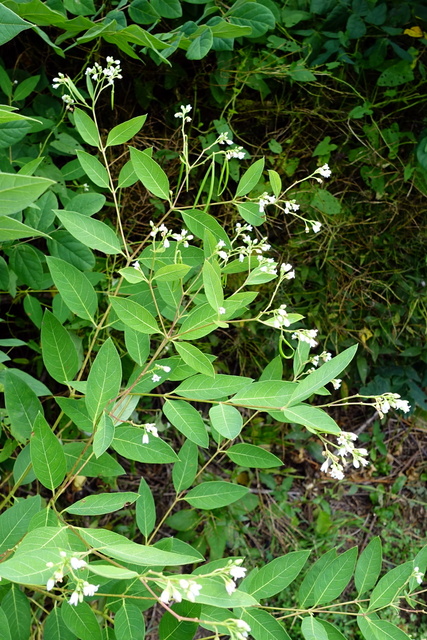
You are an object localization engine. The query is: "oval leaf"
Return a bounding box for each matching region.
[64,492,139,515]
[184,481,248,509]
[55,210,122,255]
[226,444,283,468]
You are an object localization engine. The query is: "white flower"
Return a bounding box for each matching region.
[413,567,424,585]
[317,163,332,178]
[321,351,332,362]
[146,424,158,438]
[329,464,345,480]
[61,94,74,105]
[70,557,87,570]
[331,378,342,390]
[226,147,245,160]
[160,582,182,603]
[375,393,411,418]
[142,433,149,445]
[292,329,318,348]
[225,578,236,595]
[311,221,322,233]
[218,251,228,260]
[132,261,141,270]
[229,565,247,580]
[152,374,161,383]
[178,579,202,602]
[82,582,99,597]
[46,578,55,591]
[163,238,170,248]
[69,591,80,606]
[217,239,226,248]
[283,200,300,213]
[218,307,226,315]
[160,366,171,373]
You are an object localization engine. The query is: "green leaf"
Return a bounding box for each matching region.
[64,442,125,477]
[115,602,145,640]
[301,617,328,640]
[0,215,50,240]
[85,337,122,421]
[73,108,99,147]
[236,157,265,197]
[172,439,198,493]
[317,620,347,640]
[41,310,79,383]
[93,412,115,457]
[281,404,341,435]
[48,230,95,271]
[129,146,170,199]
[54,210,122,254]
[311,188,341,215]
[175,374,252,400]
[226,444,283,469]
[47,256,98,323]
[30,413,66,490]
[184,481,248,509]
[202,259,223,311]
[151,0,182,18]
[61,602,102,640]
[180,209,231,247]
[368,562,413,611]
[174,342,215,377]
[209,404,243,439]
[109,296,161,334]
[163,399,208,447]
[298,548,337,607]
[4,370,43,442]
[377,61,414,87]
[154,263,191,282]
[77,527,199,566]
[235,202,265,226]
[106,115,147,147]
[0,172,55,215]
[124,327,150,366]
[231,380,297,410]
[313,547,358,605]
[0,4,32,46]
[287,346,358,406]
[0,608,12,640]
[76,150,109,189]
[44,607,77,640]
[112,425,178,463]
[188,576,257,608]
[268,169,282,198]
[0,495,41,555]
[136,476,156,538]
[159,602,199,640]
[64,491,139,515]
[361,619,412,640]
[228,2,275,37]
[236,608,291,640]
[187,26,213,60]
[176,302,218,340]
[355,536,383,595]
[242,551,310,599]
[1,585,31,640]
[9,243,44,288]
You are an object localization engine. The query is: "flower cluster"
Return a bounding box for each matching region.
[222,559,247,595]
[292,328,318,349]
[412,566,424,585]
[159,578,202,604]
[310,351,332,367]
[85,57,122,86]
[174,104,192,123]
[226,146,246,160]
[316,163,332,179]
[271,304,291,329]
[227,619,252,640]
[321,431,369,480]
[280,262,295,280]
[45,552,99,606]
[149,221,193,249]
[142,423,159,445]
[258,193,276,213]
[374,393,411,418]
[218,132,233,146]
[283,200,300,214]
